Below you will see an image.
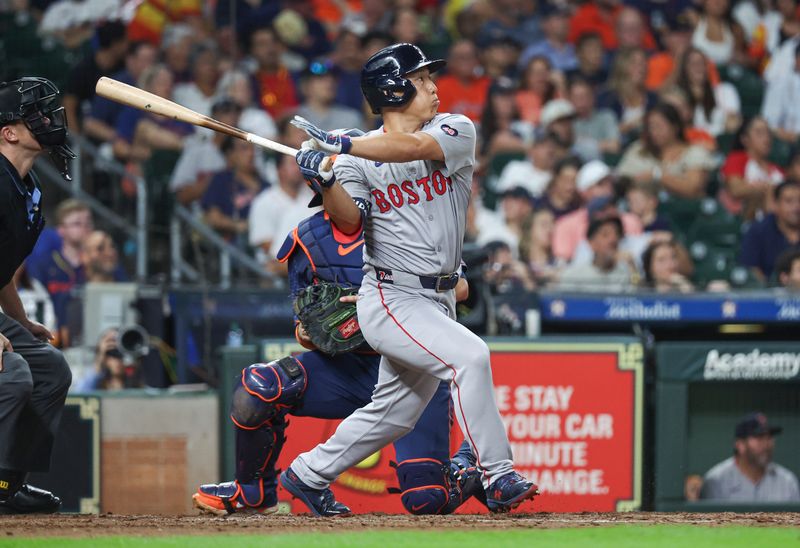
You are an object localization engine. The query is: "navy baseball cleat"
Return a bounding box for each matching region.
[485,472,539,513]
[279,467,351,517]
[193,479,278,516]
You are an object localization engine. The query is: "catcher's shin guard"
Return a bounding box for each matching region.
[391,458,462,515]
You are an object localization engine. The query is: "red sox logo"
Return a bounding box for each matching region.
[370,169,453,214]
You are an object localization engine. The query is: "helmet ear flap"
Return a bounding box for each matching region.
[370,76,416,114]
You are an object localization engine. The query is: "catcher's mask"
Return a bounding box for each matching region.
[0,77,76,180]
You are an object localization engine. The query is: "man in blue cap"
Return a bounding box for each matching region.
[701,412,800,502]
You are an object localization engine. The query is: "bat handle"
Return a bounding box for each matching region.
[246,133,298,156]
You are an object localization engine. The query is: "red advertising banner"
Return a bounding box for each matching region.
[271,340,643,514]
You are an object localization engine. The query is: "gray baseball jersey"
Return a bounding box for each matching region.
[333,113,475,275]
[290,112,519,493]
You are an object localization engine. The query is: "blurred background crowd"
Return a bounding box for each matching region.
[2,0,800,381]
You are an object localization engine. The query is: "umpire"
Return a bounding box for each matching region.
[0,77,76,514]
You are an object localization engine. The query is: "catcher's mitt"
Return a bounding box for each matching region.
[293,282,365,356]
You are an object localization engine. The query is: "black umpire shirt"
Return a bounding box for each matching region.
[0,151,45,290]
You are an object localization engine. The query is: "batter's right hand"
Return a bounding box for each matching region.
[296,149,335,189]
[291,116,352,155]
[0,331,13,372]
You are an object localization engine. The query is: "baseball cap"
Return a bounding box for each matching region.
[734,412,783,439]
[540,99,576,128]
[666,13,694,33]
[576,160,611,193]
[489,76,517,96]
[500,185,534,202]
[302,59,338,80]
[587,195,616,218]
[475,28,522,50]
[210,97,242,116]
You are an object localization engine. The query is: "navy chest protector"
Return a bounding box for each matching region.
[277,211,364,295]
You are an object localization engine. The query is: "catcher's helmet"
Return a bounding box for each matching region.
[361,43,446,115]
[0,77,75,178]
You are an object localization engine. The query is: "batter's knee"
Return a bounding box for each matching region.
[0,353,34,403]
[461,338,491,371]
[230,357,307,429]
[395,459,450,515]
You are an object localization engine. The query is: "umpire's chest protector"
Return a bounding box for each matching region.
[277,211,365,293]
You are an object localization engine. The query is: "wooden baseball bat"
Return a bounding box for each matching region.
[95,76,298,157]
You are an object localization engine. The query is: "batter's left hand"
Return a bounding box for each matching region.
[291,116,353,155]
[296,149,335,189]
[24,319,54,342]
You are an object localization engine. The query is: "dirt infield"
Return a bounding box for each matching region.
[3,512,798,538]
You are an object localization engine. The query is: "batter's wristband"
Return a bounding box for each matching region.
[340,135,352,154]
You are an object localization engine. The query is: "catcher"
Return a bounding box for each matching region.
[193,192,480,516]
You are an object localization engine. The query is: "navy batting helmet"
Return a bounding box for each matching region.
[361,43,446,115]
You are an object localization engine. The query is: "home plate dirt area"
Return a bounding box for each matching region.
[2,512,798,538]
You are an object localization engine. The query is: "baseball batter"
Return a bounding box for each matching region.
[280,43,539,515]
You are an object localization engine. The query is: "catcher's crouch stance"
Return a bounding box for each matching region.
[193,210,479,516]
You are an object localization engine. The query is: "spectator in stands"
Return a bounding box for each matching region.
[570,77,621,162]
[482,241,536,293]
[478,0,543,49]
[390,7,422,45]
[12,266,56,336]
[173,42,221,117]
[739,181,800,280]
[676,48,742,137]
[763,42,800,143]
[113,64,193,163]
[646,15,694,91]
[62,19,128,133]
[540,99,578,160]
[598,47,658,145]
[215,71,277,139]
[617,102,715,199]
[295,60,363,131]
[701,412,800,502]
[614,7,653,51]
[499,186,535,251]
[477,31,523,80]
[80,231,127,284]
[516,55,558,126]
[78,329,144,391]
[248,155,316,274]
[170,99,242,207]
[249,26,299,118]
[776,248,800,289]
[569,0,657,50]
[534,156,582,219]
[436,40,491,123]
[495,130,557,198]
[557,216,635,292]
[465,177,518,249]
[479,77,533,164]
[659,86,717,151]
[565,33,608,90]
[641,240,694,292]
[519,208,563,286]
[85,40,158,146]
[518,6,577,73]
[202,138,267,245]
[330,27,368,112]
[553,161,644,262]
[719,116,785,220]
[161,24,194,83]
[32,200,93,330]
[626,179,672,232]
[691,0,749,67]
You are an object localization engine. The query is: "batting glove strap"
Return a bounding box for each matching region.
[291,115,352,155]
[296,149,335,188]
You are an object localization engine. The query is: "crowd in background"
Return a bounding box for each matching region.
[3,0,800,334]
